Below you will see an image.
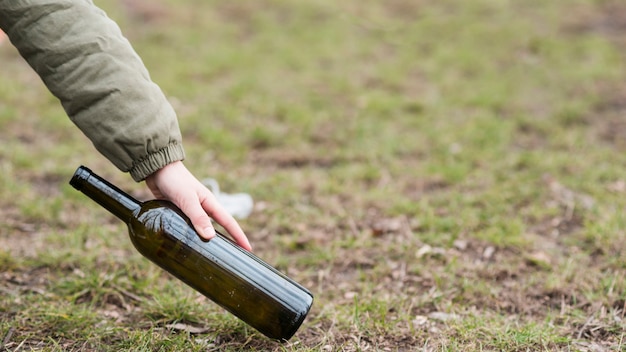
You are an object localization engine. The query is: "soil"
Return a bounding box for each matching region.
[2,1,626,351]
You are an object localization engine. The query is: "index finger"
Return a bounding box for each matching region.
[203,198,252,251]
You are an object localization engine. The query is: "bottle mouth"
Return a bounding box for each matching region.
[69,165,92,190]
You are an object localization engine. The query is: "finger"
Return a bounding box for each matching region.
[180,199,216,241]
[202,199,252,251]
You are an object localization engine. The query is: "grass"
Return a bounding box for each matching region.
[2,0,626,350]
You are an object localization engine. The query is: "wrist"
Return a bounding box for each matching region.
[131,143,185,182]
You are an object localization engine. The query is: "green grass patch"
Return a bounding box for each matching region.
[2,0,626,350]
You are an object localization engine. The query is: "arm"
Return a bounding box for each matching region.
[0,0,251,250]
[0,0,181,181]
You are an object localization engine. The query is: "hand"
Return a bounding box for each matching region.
[145,161,252,251]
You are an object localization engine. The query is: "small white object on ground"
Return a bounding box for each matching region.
[202,178,253,219]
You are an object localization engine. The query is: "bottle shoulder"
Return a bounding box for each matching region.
[128,200,193,242]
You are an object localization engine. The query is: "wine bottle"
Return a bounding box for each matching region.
[69,166,313,341]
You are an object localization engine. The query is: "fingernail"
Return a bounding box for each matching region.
[203,227,215,238]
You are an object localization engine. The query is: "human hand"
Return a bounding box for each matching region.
[145,161,252,251]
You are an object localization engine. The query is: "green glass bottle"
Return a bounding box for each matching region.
[69,166,313,341]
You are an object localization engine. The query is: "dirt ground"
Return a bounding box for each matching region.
[1,1,626,351]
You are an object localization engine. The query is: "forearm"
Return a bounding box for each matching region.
[0,0,184,181]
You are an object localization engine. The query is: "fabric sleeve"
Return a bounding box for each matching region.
[0,0,185,181]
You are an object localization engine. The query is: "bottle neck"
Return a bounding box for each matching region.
[70,166,141,221]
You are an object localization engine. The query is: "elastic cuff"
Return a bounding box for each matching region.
[129,142,185,182]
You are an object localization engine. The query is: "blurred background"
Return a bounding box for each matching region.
[1,0,625,350]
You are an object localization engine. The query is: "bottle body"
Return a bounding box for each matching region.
[70,166,313,341]
[129,200,312,340]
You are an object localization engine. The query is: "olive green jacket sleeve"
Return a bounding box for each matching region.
[0,0,185,181]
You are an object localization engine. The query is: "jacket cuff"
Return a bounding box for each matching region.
[129,142,186,182]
